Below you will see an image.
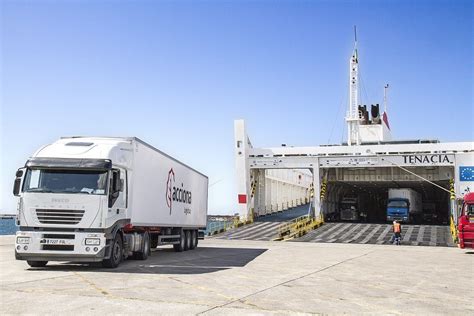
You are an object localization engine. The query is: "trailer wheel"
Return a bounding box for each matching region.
[102,234,123,268]
[190,230,197,249]
[173,230,185,252]
[27,260,48,268]
[185,230,192,251]
[136,232,150,260]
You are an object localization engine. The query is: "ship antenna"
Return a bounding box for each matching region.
[354,25,357,45]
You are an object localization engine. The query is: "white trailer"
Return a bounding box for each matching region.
[387,188,422,223]
[13,137,208,268]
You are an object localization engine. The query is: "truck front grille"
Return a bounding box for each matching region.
[36,209,85,225]
[43,233,75,239]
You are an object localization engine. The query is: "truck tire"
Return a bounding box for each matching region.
[185,230,191,251]
[136,232,150,260]
[102,234,123,268]
[27,260,48,268]
[173,230,185,252]
[190,230,197,249]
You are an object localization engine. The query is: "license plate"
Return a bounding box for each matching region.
[40,239,70,245]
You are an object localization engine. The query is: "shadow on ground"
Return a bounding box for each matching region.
[27,246,268,274]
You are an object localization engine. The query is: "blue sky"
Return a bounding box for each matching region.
[1,0,472,214]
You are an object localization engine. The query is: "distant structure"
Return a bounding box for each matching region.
[345,26,392,146]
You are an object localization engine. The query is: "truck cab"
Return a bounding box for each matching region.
[339,197,359,221]
[458,192,474,249]
[386,199,409,222]
[13,156,127,267]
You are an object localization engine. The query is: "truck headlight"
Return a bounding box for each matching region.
[85,238,100,246]
[16,237,30,244]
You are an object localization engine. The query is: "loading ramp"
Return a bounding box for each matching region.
[293,222,455,247]
[210,204,310,241]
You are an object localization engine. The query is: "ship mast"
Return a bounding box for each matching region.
[346,26,360,146]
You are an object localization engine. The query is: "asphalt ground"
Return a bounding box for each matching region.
[1,235,473,315]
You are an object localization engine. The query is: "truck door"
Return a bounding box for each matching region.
[108,168,127,221]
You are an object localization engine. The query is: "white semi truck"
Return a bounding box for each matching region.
[13,137,208,268]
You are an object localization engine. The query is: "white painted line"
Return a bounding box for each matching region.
[312,223,345,240]
[360,225,385,244]
[402,225,415,242]
[416,226,426,243]
[344,224,373,243]
[376,226,392,244]
[429,226,437,246]
[325,223,355,241]
[333,224,362,242]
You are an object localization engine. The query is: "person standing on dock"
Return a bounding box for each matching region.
[392,220,402,245]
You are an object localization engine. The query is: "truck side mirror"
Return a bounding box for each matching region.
[13,169,25,196]
[13,179,22,196]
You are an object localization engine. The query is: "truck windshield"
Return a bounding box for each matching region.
[23,169,108,195]
[388,201,408,208]
[466,205,474,216]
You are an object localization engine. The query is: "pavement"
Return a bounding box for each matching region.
[1,235,473,315]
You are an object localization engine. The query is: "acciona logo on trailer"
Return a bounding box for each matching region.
[165,168,192,215]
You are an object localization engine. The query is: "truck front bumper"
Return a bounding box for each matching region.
[459,231,474,249]
[15,231,107,262]
[387,215,408,222]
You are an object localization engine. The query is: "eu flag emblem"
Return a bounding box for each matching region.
[460,167,474,181]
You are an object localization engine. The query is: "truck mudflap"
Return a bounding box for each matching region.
[15,231,107,262]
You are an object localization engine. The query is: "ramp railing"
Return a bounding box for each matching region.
[275,214,324,241]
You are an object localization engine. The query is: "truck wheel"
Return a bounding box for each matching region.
[27,260,48,268]
[102,234,123,268]
[190,230,197,249]
[173,230,185,252]
[185,230,192,251]
[136,232,150,260]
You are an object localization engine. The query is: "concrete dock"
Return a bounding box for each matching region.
[1,235,473,315]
